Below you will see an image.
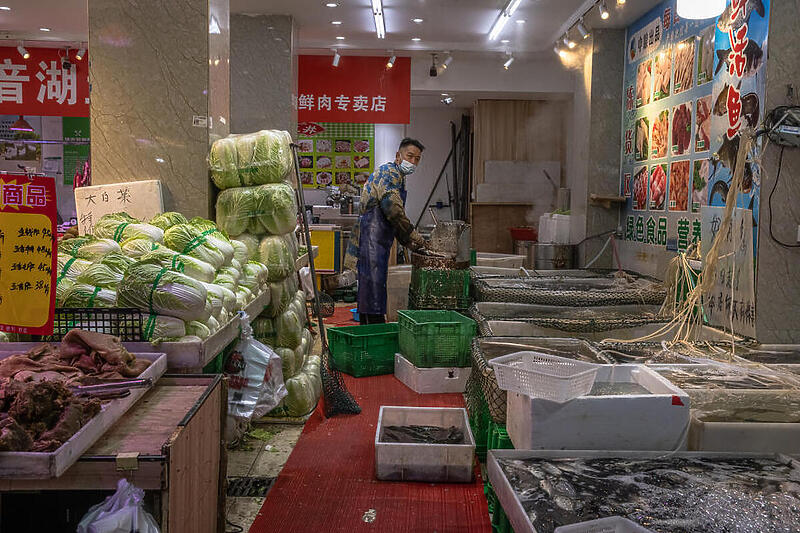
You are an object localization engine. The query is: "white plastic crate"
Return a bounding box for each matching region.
[375,406,475,483]
[394,354,471,394]
[555,517,654,533]
[505,365,690,451]
[490,351,599,402]
[387,265,412,322]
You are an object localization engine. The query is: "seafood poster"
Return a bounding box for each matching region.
[620,0,769,255]
[296,122,375,188]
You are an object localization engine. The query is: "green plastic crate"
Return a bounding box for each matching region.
[329,323,399,377]
[408,267,470,310]
[487,421,513,451]
[397,310,476,368]
[468,394,491,463]
[487,482,515,533]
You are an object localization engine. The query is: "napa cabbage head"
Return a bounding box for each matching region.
[117,262,209,322]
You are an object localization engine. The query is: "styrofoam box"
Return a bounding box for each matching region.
[506,365,690,451]
[555,517,654,533]
[387,265,413,322]
[394,354,471,394]
[475,252,526,269]
[375,406,475,483]
[538,213,571,244]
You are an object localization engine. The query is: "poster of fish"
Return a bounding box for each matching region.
[619,0,769,255]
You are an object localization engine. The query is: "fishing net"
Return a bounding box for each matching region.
[472,274,666,307]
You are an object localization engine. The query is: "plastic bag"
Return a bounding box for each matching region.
[77,478,160,533]
[226,313,287,421]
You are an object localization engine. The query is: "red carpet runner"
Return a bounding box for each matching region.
[249,374,491,533]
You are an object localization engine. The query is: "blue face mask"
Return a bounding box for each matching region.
[399,160,416,175]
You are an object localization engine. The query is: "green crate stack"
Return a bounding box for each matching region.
[408,267,470,310]
[329,323,399,377]
[397,310,476,368]
[469,396,492,463]
[487,421,513,452]
[486,482,514,533]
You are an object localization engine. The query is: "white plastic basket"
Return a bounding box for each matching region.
[489,351,599,402]
[554,517,654,533]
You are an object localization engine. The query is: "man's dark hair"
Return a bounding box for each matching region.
[399,137,425,152]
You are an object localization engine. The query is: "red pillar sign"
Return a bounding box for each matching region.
[0,174,58,335]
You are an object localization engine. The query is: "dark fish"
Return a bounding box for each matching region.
[715,40,764,77]
[713,83,734,116]
[741,92,760,127]
[717,0,765,33]
[710,179,730,204]
[711,134,740,179]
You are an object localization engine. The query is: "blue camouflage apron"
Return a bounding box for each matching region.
[357,189,407,315]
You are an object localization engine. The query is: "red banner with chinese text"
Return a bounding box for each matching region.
[298,55,410,124]
[0,174,58,335]
[0,47,89,117]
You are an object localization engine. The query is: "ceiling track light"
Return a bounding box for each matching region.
[386,53,396,68]
[488,0,522,41]
[553,43,567,58]
[563,33,576,49]
[617,0,625,4]
[332,49,341,67]
[577,19,589,39]
[598,1,610,20]
[503,54,514,70]
[441,54,453,70]
[371,0,386,39]
[75,46,86,60]
[16,43,29,59]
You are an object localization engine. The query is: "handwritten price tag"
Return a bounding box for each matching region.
[0,174,57,335]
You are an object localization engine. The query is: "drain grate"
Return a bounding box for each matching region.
[227,477,276,497]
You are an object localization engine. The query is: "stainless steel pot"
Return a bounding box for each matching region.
[533,244,574,270]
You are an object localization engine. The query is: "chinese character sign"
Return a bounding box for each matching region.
[298,56,410,124]
[296,123,375,188]
[0,174,57,335]
[0,48,89,117]
[74,180,165,235]
[700,206,755,337]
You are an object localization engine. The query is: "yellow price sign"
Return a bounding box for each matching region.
[0,175,57,335]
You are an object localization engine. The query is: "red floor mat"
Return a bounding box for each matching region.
[249,374,491,533]
[324,305,359,327]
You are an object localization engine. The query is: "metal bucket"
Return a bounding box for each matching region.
[533,243,574,270]
[513,240,536,268]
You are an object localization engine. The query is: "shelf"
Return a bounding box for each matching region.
[589,194,627,209]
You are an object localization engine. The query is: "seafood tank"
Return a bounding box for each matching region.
[492,452,800,533]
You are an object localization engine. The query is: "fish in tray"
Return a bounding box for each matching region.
[498,456,800,533]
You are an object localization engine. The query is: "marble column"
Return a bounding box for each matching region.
[88,0,230,218]
[230,14,297,135]
[755,0,800,343]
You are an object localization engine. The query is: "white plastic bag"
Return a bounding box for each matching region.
[299,266,315,300]
[226,312,287,421]
[77,478,160,533]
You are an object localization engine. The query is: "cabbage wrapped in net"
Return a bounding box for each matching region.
[302,328,313,356]
[201,281,236,314]
[214,275,237,293]
[99,252,136,273]
[209,136,241,190]
[230,258,243,274]
[61,283,117,308]
[241,261,268,292]
[138,248,216,283]
[236,233,260,261]
[288,291,306,325]
[243,130,293,185]
[253,316,277,346]
[275,347,298,380]
[57,255,92,281]
[218,266,241,284]
[262,277,295,317]
[149,212,189,231]
[236,285,254,309]
[93,213,164,243]
[58,237,121,260]
[187,218,235,263]
[55,277,75,306]
[120,238,162,258]
[163,224,227,270]
[141,314,186,343]
[231,240,249,265]
[117,263,209,322]
[273,355,321,417]
[275,308,302,349]
[259,235,294,281]
[216,183,297,237]
[284,231,300,259]
[295,332,308,371]
[207,315,221,334]
[186,321,211,340]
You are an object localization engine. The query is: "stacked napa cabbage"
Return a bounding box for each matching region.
[215,183,297,237]
[208,130,293,190]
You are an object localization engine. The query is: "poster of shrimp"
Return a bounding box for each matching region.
[619,0,769,254]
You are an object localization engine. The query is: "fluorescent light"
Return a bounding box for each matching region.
[326,2,338,6]
[598,1,609,20]
[10,116,33,132]
[336,36,345,40]
[411,37,421,41]
[371,0,386,39]
[75,47,86,60]
[676,0,725,19]
[387,54,396,68]
[331,21,342,25]
[0,6,10,11]
[516,19,526,24]
[577,19,590,39]
[40,27,51,32]
[332,50,341,67]
[563,34,576,49]
[16,45,29,59]
[503,56,514,70]
[412,18,424,23]
[501,39,510,44]
[489,0,522,40]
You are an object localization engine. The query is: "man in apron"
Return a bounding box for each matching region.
[344,138,428,324]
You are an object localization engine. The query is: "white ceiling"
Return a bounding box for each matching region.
[1,0,661,53]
